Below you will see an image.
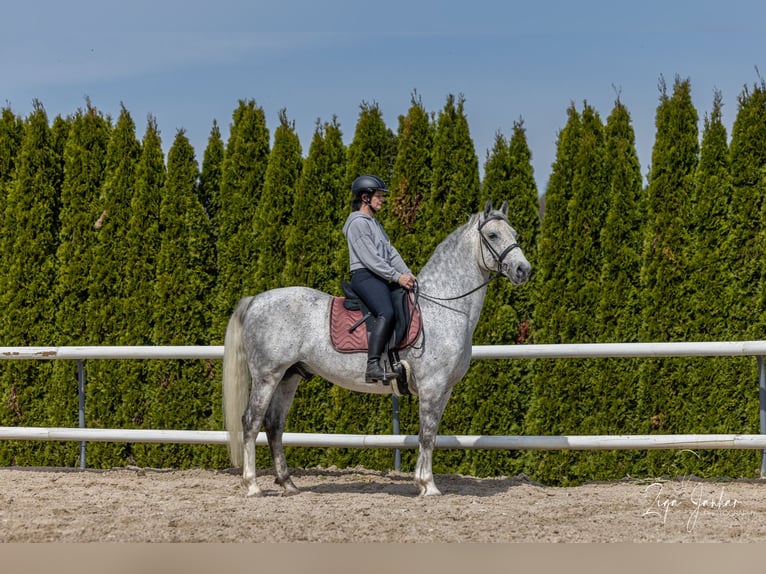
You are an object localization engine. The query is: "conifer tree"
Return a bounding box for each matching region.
[47,103,111,465]
[143,130,218,467]
[524,104,581,481]
[0,107,24,240]
[383,92,434,270]
[688,91,756,477]
[727,80,766,339]
[281,117,347,469]
[253,109,302,292]
[582,97,645,479]
[212,100,270,342]
[344,101,396,186]
[283,117,347,292]
[637,77,700,477]
[0,102,61,464]
[419,94,481,262]
[83,105,141,466]
[198,119,224,226]
[456,121,540,477]
[120,116,166,466]
[520,103,610,483]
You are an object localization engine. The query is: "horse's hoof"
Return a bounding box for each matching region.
[418,485,443,497]
[281,486,301,497]
[245,484,264,498]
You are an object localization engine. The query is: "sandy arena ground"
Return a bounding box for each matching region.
[2,465,766,543]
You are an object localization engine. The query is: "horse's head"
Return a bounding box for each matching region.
[477,200,531,286]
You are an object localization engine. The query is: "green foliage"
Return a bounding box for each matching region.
[141,130,221,466]
[637,77,701,476]
[384,93,434,271]
[420,94,481,261]
[0,102,62,464]
[253,109,302,292]
[83,105,142,466]
[0,86,765,482]
[283,117,347,292]
[198,120,224,227]
[212,100,270,341]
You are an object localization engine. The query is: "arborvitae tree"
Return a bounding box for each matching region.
[143,130,218,467]
[83,105,141,467]
[121,116,165,466]
[419,93,481,263]
[524,104,580,481]
[344,101,396,188]
[637,76,700,477]
[0,102,61,464]
[283,116,347,292]
[46,103,111,465]
[583,97,645,479]
[691,92,732,339]
[383,92,434,270]
[727,80,766,339]
[212,100,270,342]
[522,103,610,484]
[0,107,24,240]
[253,109,302,292]
[688,91,756,477]
[456,120,540,477]
[198,119,224,226]
[282,117,347,469]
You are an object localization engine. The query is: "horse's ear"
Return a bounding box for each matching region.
[500,200,509,217]
[483,199,493,216]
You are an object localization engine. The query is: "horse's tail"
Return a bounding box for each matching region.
[222,296,254,468]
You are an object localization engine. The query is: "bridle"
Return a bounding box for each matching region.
[415,214,520,304]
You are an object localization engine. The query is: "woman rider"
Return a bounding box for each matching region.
[342,174,417,383]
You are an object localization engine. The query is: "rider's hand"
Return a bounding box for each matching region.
[398,273,417,290]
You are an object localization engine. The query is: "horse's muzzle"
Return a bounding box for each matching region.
[506,259,531,285]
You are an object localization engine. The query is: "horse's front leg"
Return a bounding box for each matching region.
[264,374,301,496]
[415,386,453,496]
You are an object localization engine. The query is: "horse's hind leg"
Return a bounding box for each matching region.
[242,372,282,497]
[264,372,301,496]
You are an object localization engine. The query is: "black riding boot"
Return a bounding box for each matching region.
[365,316,396,383]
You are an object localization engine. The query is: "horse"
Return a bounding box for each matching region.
[222,199,531,497]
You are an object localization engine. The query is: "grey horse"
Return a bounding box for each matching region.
[222,200,531,496]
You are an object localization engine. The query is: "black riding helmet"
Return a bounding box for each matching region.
[351,174,388,199]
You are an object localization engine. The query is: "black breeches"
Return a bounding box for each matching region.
[350,268,395,322]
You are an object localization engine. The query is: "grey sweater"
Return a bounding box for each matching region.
[342,211,412,283]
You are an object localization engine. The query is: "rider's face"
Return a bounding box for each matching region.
[370,190,385,210]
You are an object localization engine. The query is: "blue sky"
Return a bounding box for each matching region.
[2,0,764,193]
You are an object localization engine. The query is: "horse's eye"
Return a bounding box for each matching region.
[487,232,498,240]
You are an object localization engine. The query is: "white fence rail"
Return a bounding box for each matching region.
[1,343,766,474]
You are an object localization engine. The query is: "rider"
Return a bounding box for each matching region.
[343,174,417,383]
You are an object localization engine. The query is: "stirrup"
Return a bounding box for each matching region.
[365,363,397,384]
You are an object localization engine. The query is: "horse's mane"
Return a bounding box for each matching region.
[419,209,507,278]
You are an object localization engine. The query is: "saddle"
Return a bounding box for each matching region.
[329,282,422,354]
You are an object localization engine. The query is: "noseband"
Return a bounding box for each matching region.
[478,214,521,274]
[416,213,520,303]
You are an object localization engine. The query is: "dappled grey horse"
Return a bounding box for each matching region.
[222,200,531,496]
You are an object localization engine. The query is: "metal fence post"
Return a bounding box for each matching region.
[759,356,766,478]
[392,395,400,471]
[77,359,86,470]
